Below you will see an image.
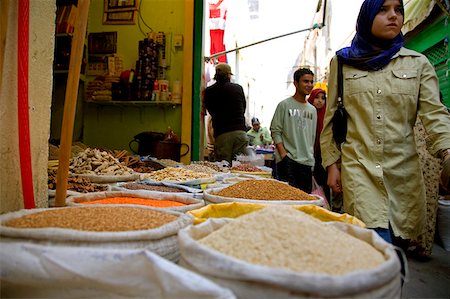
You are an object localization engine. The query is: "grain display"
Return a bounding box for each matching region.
[121,183,186,192]
[3,207,177,232]
[78,197,187,207]
[214,179,316,201]
[142,167,213,182]
[198,205,385,275]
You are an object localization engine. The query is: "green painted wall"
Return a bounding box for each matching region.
[83,0,186,151]
[191,0,204,161]
[405,15,450,106]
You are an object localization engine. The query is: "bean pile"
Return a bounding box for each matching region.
[231,164,266,172]
[214,179,317,201]
[121,183,186,192]
[158,159,180,167]
[142,167,213,182]
[78,197,186,208]
[3,206,177,232]
[199,206,385,275]
[126,160,166,173]
[192,161,223,172]
[183,164,219,174]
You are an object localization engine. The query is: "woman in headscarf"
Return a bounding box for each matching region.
[320,0,450,248]
[308,88,330,202]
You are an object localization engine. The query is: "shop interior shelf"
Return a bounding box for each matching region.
[86,100,181,107]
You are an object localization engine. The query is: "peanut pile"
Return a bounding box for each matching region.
[214,179,317,201]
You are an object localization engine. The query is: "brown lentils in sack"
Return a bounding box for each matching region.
[215,179,317,201]
[3,206,178,232]
[121,183,186,193]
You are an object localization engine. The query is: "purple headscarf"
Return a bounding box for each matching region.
[336,0,404,71]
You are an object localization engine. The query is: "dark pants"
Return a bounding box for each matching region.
[275,156,312,193]
[214,130,248,164]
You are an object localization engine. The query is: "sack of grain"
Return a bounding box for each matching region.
[0,206,193,262]
[204,179,325,207]
[112,180,203,196]
[179,206,402,299]
[66,190,205,213]
[0,242,236,299]
[187,202,366,227]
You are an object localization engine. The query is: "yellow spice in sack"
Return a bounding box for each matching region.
[198,205,385,275]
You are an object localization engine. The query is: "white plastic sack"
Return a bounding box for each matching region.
[0,206,193,262]
[0,242,236,299]
[178,218,402,299]
[66,190,205,213]
[437,199,450,251]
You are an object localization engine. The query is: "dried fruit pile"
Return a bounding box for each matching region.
[48,169,108,193]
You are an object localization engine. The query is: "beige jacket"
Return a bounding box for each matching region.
[321,48,450,239]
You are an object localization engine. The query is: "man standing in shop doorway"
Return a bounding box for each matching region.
[204,63,248,164]
[270,68,316,193]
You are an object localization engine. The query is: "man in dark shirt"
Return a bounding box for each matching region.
[204,63,248,164]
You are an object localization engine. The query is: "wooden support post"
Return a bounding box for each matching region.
[55,0,90,207]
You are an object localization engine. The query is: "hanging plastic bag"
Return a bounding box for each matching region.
[312,177,330,210]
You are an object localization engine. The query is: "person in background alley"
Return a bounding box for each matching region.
[270,68,317,194]
[247,117,272,147]
[308,88,331,203]
[320,0,450,251]
[204,63,248,164]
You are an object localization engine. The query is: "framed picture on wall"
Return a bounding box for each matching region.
[103,10,137,25]
[104,0,138,12]
[88,32,117,54]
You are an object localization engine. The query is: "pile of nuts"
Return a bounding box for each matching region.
[69,148,134,176]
